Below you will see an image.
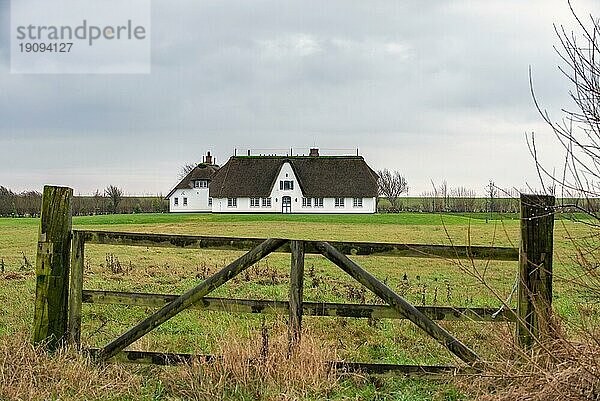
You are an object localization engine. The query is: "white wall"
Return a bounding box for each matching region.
[211,196,376,213]
[169,188,211,212]
[300,196,376,214]
[269,162,305,213]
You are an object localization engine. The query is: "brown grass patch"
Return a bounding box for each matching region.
[0,332,144,400]
[0,326,339,401]
[163,325,339,400]
[462,333,600,400]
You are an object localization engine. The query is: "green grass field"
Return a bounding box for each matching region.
[0,212,595,400]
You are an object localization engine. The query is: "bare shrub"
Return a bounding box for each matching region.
[461,334,600,400]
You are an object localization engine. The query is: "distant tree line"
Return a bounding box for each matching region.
[0,186,168,217]
[0,186,42,217]
[377,173,527,214]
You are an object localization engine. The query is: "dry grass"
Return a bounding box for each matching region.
[0,332,143,400]
[462,334,600,401]
[163,325,339,400]
[0,326,340,401]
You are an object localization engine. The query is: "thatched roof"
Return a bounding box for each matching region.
[166,164,220,198]
[209,156,378,198]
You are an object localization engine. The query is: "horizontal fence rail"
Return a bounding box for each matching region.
[82,290,517,322]
[78,230,519,261]
[85,348,479,376]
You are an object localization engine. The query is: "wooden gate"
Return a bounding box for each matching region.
[32,186,554,374]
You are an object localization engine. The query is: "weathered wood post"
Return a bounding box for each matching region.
[517,194,555,350]
[68,230,84,347]
[32,185,73,351]
[289,240,305,353]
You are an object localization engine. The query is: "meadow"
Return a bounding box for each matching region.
[0,212,595,400]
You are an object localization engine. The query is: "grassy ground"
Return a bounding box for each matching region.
[0,212,596,400]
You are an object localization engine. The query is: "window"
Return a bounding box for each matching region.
[208,197,213,206]
[280,180,294,190]
[353,198,363,207]
[313,198,324,207]
[335,197,345,207]
[227,198,237,207]
[174,197,179,206]
[302,197,312,207]
[183,197,188,206]
[193,180,208,188]
[250,197,260,207]
[262,197,272,207]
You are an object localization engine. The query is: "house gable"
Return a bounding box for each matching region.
[166,163,219,199]
[268,162,305,210]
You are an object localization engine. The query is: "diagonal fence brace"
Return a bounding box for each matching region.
[315,241,481,365]
[97,237,287,361]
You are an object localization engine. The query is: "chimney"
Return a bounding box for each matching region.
[309,148,319,157]
[205,151,213,165]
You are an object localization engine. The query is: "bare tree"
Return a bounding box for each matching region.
[432,180,449,212]
[474,4,600,399]
[0,186,15,216]
[179,163,197,180]
[485,180,497,219]
[377,169,409,210]
[530,1,600,215]
[449,186,477,212]
[104,185,123,214]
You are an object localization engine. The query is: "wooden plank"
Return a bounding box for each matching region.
[289,240,305,350]
[517,194,555,350]
[80,230,266,252]
[82,290,516,322]
[68,230,84,347]
[315,241,481,365]
[77,230,518,261]
[333,361,480,375]
[87,348,476,376]
[33,185,73,350]
[96,238,287,361]
[87,348,215,365]
[320,241,518,261]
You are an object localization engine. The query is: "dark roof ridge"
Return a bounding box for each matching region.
[232,155,364,159]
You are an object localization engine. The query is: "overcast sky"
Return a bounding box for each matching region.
[1,0,599,196]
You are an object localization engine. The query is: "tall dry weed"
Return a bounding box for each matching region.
[163,326,339,401]
[0,332,143,400]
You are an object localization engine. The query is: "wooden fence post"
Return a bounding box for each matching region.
[68,230,84,347]
[32,185,73,351]
[517,194,555,350]
[289,240,304,353]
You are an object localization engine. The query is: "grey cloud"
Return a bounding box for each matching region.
[0,0,599,194]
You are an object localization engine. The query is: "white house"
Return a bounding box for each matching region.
[209,149,378,214]
[166,152,219,213]
[167,149,379,214]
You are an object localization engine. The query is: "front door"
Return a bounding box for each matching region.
[282,196,292,214]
